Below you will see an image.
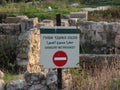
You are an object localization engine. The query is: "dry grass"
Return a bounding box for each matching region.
[71,55,120,90]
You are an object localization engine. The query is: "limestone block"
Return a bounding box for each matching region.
[4,17,22,23]
[4,16,28,23]
[0,70,4,79]
[0,79,5,90]
[0,24,21,35]
[17,60,28,66]
[107,22,120,33]
[78,21,93,31]
[113,23,120,33]
[28,84,47,90]
[38,22,46,27]
[115,48,120,54]
[20,18,38,32]
[115,30,120,48]
[46,71,57,85]
[46,71,57,90]
[91,22,107,32]
[70,12,88,20]
[6,80,25,90]
[24,71,45,84]
[61,19,69,26]
[42,19,54,27]
[69,18,78,26]
[16,16,28,19]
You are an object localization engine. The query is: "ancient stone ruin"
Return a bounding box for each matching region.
[0,11,120,89]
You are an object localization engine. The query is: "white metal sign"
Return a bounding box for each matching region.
[40,27,80,68]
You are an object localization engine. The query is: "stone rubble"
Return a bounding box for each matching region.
[22,69,72,90]
[6,80,25,90]
[22,71,47,90]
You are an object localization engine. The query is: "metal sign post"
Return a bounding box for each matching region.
[56,14,62,90]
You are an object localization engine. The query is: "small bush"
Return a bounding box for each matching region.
[0,39,18,73]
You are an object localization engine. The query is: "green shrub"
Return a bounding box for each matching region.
[0,39,18,73]
[3,72,18,83]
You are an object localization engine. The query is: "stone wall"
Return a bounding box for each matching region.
[17,28,41,72]
[0,16,40,71]
[78,21,120,54]
[0,23,21,35]
[20,18,38,32]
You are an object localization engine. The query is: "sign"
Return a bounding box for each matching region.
[40,26,80,68]
[53,51,68,67]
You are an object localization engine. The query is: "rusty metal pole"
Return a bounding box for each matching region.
[56,14,62,90]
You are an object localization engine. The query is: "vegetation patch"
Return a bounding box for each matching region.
[88,6,120,22]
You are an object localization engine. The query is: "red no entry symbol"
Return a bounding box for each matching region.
[53,51,68,67]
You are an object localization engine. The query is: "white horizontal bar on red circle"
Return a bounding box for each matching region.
[54,57,67,61]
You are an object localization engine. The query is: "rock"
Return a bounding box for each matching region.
[69,18,78,26]
[71,3,78,7]
[28,84,47,90]
[4,17,21,23]
[115,34,120,48]
[4,16,28,23]
[70,12,88,21]
[6,80,25,90]
[24,71,45,84]
[16,16,28,19]
[38,22,46,27]
[20,18,38,32]
[48,6,52,12]
[0,70,4,79]
[46,71,57,85]
[61,19,69,26]
[0,79,5,90]
[42,19,54,27]
[46,70,72,90]
[46,71,57,90]
[0,23,21,35]
[23,71,47,90]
